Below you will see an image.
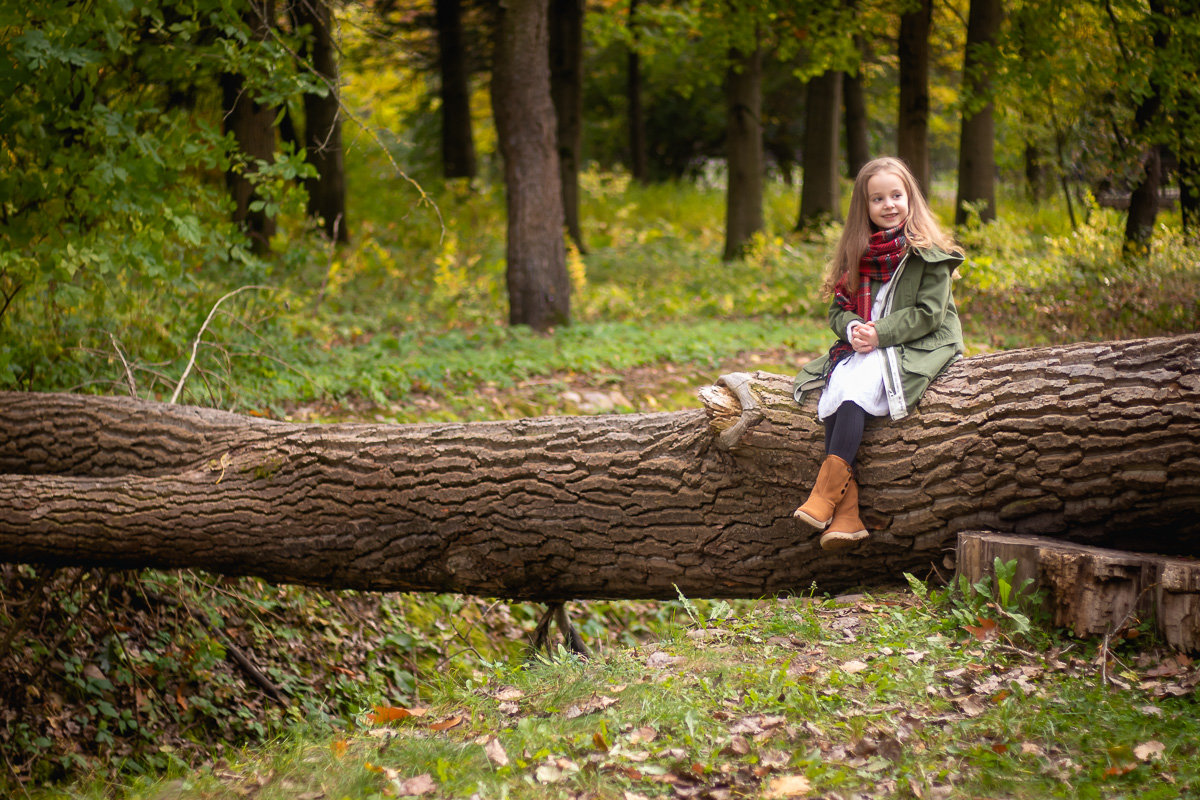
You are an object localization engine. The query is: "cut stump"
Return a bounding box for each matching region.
[957,530,1200,653]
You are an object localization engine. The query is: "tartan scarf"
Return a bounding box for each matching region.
[823,225,908,376]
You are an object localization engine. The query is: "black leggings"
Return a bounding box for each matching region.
[823,401,874,467]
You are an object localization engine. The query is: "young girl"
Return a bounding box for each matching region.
[792,156,964,551]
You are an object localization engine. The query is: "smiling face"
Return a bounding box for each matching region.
[866,171,909,230]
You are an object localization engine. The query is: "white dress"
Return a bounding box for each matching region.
[817,278,892,421]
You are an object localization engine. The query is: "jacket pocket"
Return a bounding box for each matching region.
[900,340,958,378]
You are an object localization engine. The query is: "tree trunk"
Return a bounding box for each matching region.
[723,42,764,261]
[435,0,478,180]
[220,3,278,255]
[1122,0,1170,257]
[294,0,349,243]
[796,70,842,230]
[843,66,870,180]
[491,0,570,330]
[550,0,586,253]
[957,531,1200,654]
[3,335,1197,602]
[627,0,648,183]
[897,0,931,192]
[954,0,1002,225]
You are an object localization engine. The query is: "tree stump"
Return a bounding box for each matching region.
[957,530,1200,653]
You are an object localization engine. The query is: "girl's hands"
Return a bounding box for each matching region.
[850,321,879,353]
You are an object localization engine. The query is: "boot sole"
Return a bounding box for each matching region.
[792,509,831,530]
[820,529,869,551]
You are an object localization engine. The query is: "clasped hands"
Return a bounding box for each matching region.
[849,321,879,354]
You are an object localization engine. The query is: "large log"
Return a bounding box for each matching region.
[1,334,1198,600]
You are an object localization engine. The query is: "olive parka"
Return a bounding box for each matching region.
[793,245,965,420]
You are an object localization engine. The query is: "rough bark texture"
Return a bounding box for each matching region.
[491,0,570,329]
[897,0,932,192]
[2,336,1198,601]
[550,0,586,253]
[723,43,764,261]
[295,0,349,242]
[797,71,842,230]
[435,0,477,180]
[957,532,1200,654]
[954,0,1001,225]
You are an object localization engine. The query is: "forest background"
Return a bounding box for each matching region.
[1,0,1199,797]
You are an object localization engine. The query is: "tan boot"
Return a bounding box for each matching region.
[793,455,853,529]
[820,477,869,551]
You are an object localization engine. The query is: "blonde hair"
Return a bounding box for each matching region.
[823,156,961,294]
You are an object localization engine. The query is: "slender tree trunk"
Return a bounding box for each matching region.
[954,0,1002,225]
[723,42,764,261]
[220,3,278,255]
[627,0,648,183]
[3,335,1198,600]
[435,0,478,180]
[843,66,870,179]
[796,70,842,230]
[550,0,586,253]
[294,0,348,243]
[491,0,570,330]
[897,0,931,192]
[1123,0,1170,256]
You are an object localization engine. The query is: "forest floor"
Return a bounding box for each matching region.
[82,588,1200,800]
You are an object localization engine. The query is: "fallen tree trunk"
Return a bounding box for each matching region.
[1,334,1198,600]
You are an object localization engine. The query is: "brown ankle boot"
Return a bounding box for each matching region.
[820,477,869,551]
[793,455,852,529]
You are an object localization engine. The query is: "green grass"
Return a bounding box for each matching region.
[45,587,1198,800]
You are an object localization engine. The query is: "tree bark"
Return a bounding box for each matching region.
[723,41,764,261]
[796,70,842,230]
[221,3,279,255]
[491,0,570,330]
[954,0,1002,225]
[435,0,478,180]
[843,66,870,180]
[897,0,932,192]
[627,0,648,183]
[294,0,349,242]
[550,0,586,253]
[2,335,1197,602]
[957,531,1200,654]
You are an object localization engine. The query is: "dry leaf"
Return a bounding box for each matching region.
[841,660,868,675]
[593,731,610,751]
[964,616,999,642]
[429,715,463,732]
[535,763,563,783]
[498,701,520,716]
[494,686,524,701]
[629,725,658,744]
[330,738,348,758]
[483,737,509,766]
[395,773,436,796]
[367,706,427,725]
[1134,740,1165,762]
[764,774,812,798]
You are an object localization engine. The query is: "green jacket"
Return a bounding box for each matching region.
[793,245,965,420]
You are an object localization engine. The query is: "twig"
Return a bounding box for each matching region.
[1,744,31,800]
[108,333,137,397]
[29,570,108,685]
[170,285,270,405]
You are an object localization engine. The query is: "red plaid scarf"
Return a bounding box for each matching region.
[823,225,908,376]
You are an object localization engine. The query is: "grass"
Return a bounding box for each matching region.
[46,586,1199,800]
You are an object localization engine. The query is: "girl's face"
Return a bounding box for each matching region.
[865,171,909,230]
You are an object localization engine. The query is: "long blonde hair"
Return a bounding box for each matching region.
[823,156,961,294]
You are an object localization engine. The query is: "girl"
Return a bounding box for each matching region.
[792,156,964,551]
